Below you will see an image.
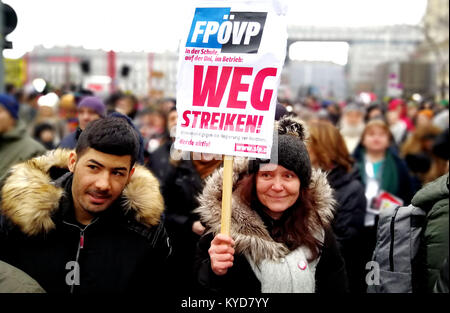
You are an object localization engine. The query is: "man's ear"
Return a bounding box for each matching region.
[68,152,77,172]
[127,167,135,184]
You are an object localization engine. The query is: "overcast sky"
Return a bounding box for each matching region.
[3,0,428,59]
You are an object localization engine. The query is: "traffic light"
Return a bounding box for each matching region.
[121,65,130,78]
[1,3,17,49]
[80,60,91,74]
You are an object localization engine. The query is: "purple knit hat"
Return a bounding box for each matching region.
[78,96,106,117]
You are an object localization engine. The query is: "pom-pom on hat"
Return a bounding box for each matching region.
[248,116,312,188]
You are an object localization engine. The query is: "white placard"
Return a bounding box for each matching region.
[175,0,287,159]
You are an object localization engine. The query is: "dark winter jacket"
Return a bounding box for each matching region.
[194,158,349,293]
[157,155,212,292]
[327,165,366,247]
[162,158,204,238]
[353,145,415,205]
[146,140,173,185]
[0,120,47,183]
[0,150,171,294]
[327,165,367,292]
[412,173,449,292]
[58,127,82,149]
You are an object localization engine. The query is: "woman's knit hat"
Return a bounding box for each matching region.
[248,116,312,188]
[78,96,106,117]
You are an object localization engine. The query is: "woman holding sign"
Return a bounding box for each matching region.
[194,116,348,293]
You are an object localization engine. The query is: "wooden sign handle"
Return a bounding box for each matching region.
[220,155,234,235]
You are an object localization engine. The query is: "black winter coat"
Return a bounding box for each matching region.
[327,165,367,293]
[0,150,171,294]
[157,156,210,292]
[327,165,366,246]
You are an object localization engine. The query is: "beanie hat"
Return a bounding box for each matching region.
[388,98,405,111]
[343,102,365,114]
[248,116,312,188]
[78,96,106,117]
[0,93,19,120]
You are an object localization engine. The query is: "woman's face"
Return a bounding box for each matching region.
[362,126,390,154]
[256,164,300,220]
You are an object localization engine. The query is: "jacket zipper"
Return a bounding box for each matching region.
[389,206,400,272]
[63,218,99,293]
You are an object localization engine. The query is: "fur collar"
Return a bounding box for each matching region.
[1,149,164,236]
[195,158,335,264]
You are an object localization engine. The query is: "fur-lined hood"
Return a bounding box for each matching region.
[195,158,335,264]
[1,149,164,236]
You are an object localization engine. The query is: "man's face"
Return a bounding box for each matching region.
[78,107,101,130]
[344,111,363,126]
[68,148,134,224]
[115,98,134,116]
[0,105,15,134]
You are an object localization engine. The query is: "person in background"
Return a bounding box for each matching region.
[59,96,106,149]
[365,103,385,123]
[406,100,420,129]
[194,116,348,293]
[352,119,414,274]
[412,172,448,293]
[161,147,223,293]
[401,124,447,186]
[433,99,449,131]
[33,122,56,150]
[0,94,46,183]
[339,103,366,154]
[415,109,434,129]
[18,91,40,127]
[32,99,65,145]
[115,94,138,120]
[386,98,410,146]
[146,106,177,184]
[307,120,367,293]
[58,93,78,137]
[157,97,176,116]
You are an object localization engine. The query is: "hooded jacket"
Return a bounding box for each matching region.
[194,158,348,293]
[0,149,171,293]
[412,173,449,292]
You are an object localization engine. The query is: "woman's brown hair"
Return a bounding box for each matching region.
[238,173,325,261]
[308,120,354,172]
[360,119,394,145]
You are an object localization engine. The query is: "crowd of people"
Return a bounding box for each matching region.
[0,82,448,294]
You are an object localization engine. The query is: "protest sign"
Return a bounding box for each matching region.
[175,0,287,159]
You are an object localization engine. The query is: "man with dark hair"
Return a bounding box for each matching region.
[0,116,171,293]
